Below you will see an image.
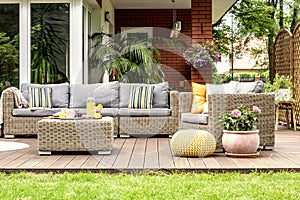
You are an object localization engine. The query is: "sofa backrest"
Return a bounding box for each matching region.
[119,82,169,108]
[20,81,170,109]
[21,82,70,108]
[69,81,119,108]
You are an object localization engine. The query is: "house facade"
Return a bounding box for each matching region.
[0,0,236,92]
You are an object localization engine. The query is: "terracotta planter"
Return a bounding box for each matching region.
[222,130,260,156]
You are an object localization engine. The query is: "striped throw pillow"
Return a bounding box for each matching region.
[128,85,154,109]
[29,87,52,108]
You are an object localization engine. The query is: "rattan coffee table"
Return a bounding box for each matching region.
[37,117,114,155]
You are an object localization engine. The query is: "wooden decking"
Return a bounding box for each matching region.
[1,126,300,172]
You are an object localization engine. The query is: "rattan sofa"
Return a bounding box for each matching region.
[179,92,276,150]
[2,82,179,138]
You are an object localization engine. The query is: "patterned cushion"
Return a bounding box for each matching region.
[29,87,52,108]
[128,85,154,109]
[21,82,69,108]
[119,82,169,108]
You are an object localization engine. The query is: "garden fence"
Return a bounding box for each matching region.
[273,22,300,126]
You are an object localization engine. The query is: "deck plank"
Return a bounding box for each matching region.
[128,138,146,169]
[113,138,136,169]
[0,148,33,168]
[48,155,76,169]
[18,154,49,168]
[2,150,36,168]
[34,156,61,169]
[174,156,191,169]
[81,155,103,169]
[158,138,175,168]
[66,155,90,169]
[188,157,207,168]
[144,138,160,169]
[202,155,222,168]
[98,138,125,169]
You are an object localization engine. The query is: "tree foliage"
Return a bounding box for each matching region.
[0,33,19,93]
[213,0,300,81]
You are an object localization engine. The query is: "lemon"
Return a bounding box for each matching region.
[95,113,101,119]
[97,104,103,110]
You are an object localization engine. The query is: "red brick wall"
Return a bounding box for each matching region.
[191,0,213,84]
[115,1,212,90]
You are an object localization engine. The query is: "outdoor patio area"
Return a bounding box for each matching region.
[0,126,299,172]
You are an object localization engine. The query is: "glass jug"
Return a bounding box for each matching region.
[86,97,96,117]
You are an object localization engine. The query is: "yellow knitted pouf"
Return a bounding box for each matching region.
[170,129,216,157]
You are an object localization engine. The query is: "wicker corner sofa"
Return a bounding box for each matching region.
[179,92,276,150]
[2,81,179,138]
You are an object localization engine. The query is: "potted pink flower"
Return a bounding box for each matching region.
[218,105,262,157]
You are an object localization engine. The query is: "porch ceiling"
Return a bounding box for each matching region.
[110,0,237,24]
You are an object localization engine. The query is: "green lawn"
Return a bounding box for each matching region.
[0,171,300,199]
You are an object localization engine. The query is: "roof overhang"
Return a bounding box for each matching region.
[110,0,237,24]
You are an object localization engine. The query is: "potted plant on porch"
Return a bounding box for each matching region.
[218,105,262,157]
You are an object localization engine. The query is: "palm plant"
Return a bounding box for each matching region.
[90,33,165,84]
[31,3,69,84]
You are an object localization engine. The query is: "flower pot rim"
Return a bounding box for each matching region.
[223,130,259,134]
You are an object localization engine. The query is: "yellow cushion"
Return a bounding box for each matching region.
[191,82,206,113]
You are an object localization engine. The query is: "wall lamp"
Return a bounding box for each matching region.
[105,11,111,23]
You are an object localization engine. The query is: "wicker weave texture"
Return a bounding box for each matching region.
[273,29,292,77]
[38,117,114,152]
[118,90,179,136]
[2,92,119,137]
[293,24,300,126]
[179,92,275,149]
[170,129,216,157]
[2,90,179,137]
[273,25,300,127]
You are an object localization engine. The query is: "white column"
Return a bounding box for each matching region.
[19,0,30,86]
[70,0,83,84]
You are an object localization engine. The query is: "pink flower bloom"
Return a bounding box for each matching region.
[231,109,241,117]
[253,106,261,113]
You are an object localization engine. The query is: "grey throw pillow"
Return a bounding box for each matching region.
[69,84,100,108]
[94,81,119,108]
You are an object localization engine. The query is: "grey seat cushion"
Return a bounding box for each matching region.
[12,108,62,117]
[119,82,169,108]
[118,108,171,117]
[21,82,70,108]
[75,108,119,116]
[181,113,208,124]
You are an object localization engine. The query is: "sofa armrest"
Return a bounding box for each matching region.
[2,92,15,120]
[208,93,275,146]
[169,90,179,117]
[178,92,193,114]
